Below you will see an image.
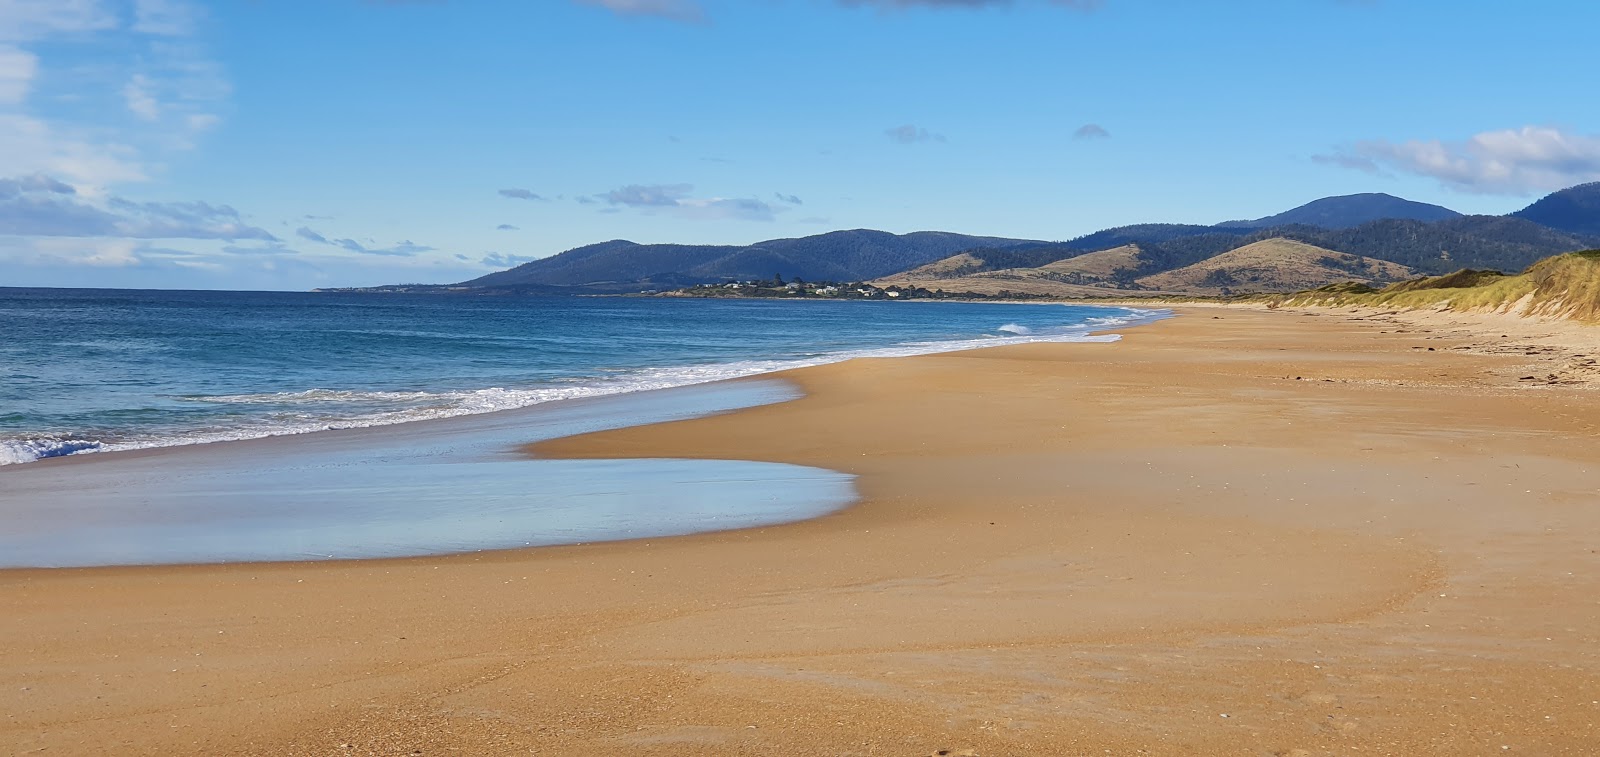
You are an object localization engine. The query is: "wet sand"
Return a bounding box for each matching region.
[4,306,1599,755]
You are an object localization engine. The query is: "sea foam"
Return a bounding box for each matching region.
[0,306,1168,465]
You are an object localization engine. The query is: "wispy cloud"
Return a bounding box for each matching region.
[0,45,38,105]
[0,0,118,41]
[885,124,945,144]
[1317,126,1600,194]
[106,196,276,241]
[604,183,694,207]
[0,0,226,185]
[775,192,803,205]
[336,238,433,257]
[13,237,142,267]
[0,174,277,240]
[296,225,435,257]
[839,0,1101,11]
[219,240,298,256]
[1073,123,1110,140]
[481,251,535,268]
[577,0,1097,24]
[574,0,706,23]
[598,183,782,221]
[1311,152,1385,175]
[132,0,204,36]
[123,73,161,120]
[496,223,519,231]
[498,187,545,200]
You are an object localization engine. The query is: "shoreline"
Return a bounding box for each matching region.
[0,300,1162,470]
[4,305,1599,754]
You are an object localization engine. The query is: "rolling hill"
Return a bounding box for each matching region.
[1134,239,1416,294]
[343,182,1600,296]
[1219,193,1461,230]
[461,230,1039,292]
[879,239,1416,297]
[871,245,1168,298]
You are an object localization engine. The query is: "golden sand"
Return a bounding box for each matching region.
[3,306,1598,755]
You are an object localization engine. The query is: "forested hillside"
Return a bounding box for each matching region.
[352,183,1600,296]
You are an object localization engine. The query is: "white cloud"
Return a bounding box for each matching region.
[0,45,38,104]
[0,115,145,185]
[674,197,781,221]
[21,237,141,267]
[603,183,693,207]
[185,112,219,132]
[0,0,117,42]
[598,183,782,221]
[1321,125,1600,195]
[123,73,160,120]
[132,0,202,36]
[0,2,229,186]
[0,174,280,242]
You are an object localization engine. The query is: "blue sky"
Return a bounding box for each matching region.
[1,0,1597,290]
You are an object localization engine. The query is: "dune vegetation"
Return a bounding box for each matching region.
[1273,250,1600,322]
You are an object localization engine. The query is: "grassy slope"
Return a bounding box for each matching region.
[871,245,1160,297]
[1275,251,1600,322]
[1034,245,1143,278]
[887,252,990,280]
[1135,238,1416,294]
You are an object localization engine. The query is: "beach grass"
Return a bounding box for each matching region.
[1272,249,1600,322]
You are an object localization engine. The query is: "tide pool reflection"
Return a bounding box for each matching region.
[0,381,855,568]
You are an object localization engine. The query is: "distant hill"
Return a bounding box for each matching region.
[349,182,1599,296]
[872,245,1170,298]
[1220,193,1461,230]
[1278,216,1594,274]
[1512,182,1600,237]
[1134,238,1416,294]
[1056,224,1224,253]
[880,239,1417,297]
[1061,216,1596,279]
[461,230,1038,292]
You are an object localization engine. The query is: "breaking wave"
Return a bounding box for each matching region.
[1,306,1169,465]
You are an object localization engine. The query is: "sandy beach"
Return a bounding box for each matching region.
[4,305,1599,755]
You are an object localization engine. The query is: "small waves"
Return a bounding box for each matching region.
[1,305,1169,465]
[0,438,104,465]
[185,388,450,405]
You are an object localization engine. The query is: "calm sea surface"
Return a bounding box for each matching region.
[1,289,1165,465]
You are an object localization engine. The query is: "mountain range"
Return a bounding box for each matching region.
[356,183,1600,296]
[461,230,1036,293]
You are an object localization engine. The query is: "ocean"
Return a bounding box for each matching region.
[1,289,1165,466]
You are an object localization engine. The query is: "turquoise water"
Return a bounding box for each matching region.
[1,289,1164,464]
